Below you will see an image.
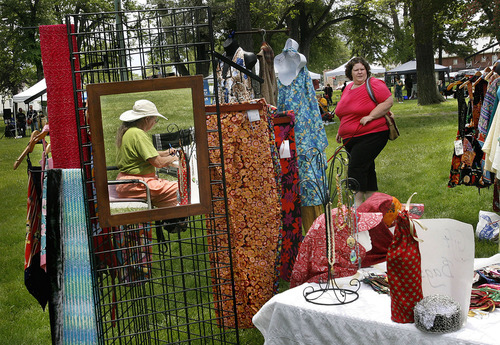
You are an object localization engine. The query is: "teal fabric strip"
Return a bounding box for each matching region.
[61,169,97,344]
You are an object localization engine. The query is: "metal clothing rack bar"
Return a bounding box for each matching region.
[213,51,264,83]
[234,28,290,35]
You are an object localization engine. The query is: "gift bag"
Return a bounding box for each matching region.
[476,210,500,242]
[386,193,424,323]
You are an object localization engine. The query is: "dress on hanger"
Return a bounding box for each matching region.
[216,47,255,104]
[269,107,303,281]
[276,63,328,207]
[477,78,500,145]
[257,42,277,106]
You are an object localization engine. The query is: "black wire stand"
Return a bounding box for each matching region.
[298,147,361,306]
[66,7,240,344]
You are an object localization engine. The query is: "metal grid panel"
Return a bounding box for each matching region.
[66,8,239,344]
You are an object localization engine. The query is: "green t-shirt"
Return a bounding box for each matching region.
[117,127,158,175]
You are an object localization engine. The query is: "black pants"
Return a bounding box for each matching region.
[343,130,389,192]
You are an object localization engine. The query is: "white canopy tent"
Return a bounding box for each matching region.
[385,60,449,75]
[324,62,386,78]
[11,79,47,137]
[309,71,321,80]
[12,78,47,104]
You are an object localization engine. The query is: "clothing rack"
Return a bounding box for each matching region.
[234,28,290,35]
[213,51,264,83]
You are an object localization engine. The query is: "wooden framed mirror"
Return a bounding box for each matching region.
[87,75,211,227]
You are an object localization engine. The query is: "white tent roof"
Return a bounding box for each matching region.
[324,62,386,78]
[309,71,321,80]
[385,60,449,75]
[13,79,46,104]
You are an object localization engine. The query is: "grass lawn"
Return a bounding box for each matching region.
[0,95,498,344]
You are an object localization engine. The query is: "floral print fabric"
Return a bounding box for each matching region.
[290,208,383,288]
[216,47,255,104]
[270,109,303,281]
[206,100,282,328]
[277,66,329,206]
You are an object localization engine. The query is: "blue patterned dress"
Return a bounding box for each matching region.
[277,66,329,206]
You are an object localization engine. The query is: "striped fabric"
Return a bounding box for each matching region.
[61,169,98,343]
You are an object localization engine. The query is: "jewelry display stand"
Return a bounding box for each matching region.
[300,147,362,306]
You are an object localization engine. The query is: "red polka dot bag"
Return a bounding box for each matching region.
[386,193,425,323]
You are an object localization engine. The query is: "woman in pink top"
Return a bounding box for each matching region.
[335,57,394,206]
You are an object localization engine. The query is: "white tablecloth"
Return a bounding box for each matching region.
[253,275,500,345]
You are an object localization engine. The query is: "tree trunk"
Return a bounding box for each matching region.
[411,0,444,105]
[235,0,253,51]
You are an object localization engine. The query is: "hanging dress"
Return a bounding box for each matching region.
[277,65,329,206]
[216,47,254,104]
[257,42,278,106]
[269,108,303,281]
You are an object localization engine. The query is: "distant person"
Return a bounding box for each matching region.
[27,105,38,132]
[410,83,418,99]
[16,108,27,137]
[405,75,413,99]
[394,76,403,103]
[323,83,333,105]
[341,81,348,93]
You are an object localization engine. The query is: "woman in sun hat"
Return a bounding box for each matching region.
[115,99,179,208]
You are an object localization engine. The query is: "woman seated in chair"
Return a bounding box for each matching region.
[115,99,179,207]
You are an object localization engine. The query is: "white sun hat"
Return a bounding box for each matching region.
[274,38,308,86]
[119,99,168,122]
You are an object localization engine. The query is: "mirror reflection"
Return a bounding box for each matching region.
[87,76,210,228]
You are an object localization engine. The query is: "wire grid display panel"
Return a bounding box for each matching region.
[66,8,239,344]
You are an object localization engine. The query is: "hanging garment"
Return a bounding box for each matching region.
[216,47,255,104]
[178,148,190,205]
[270,108,303,281]
[45,169,98,344]
[471,79,488,130]
[257,42,277,106]
[24,158,49,309]
[482,103,500,174]
[276,66,329,206]
[206,100,282,328]
[448,88,491,188]
[477,78,500,145]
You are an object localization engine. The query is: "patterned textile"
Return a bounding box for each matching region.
[290,209,383,288]
[24,161,49,309]
[216,47,255,104]
[449,89,491,188]
[39,25,85,169]
[206,100,282,328]
[270,109,303,281]
[44,169,98,344]
[257,42,277,106]
[178,148,190,205]
[276,66,329,206]
[61,169,98,343]
[482,104,500,174]
[477,78,500,145]
[448,128,488,188]
[387,204,423,323]
[357,192,401,267]
[471,79,487,130]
